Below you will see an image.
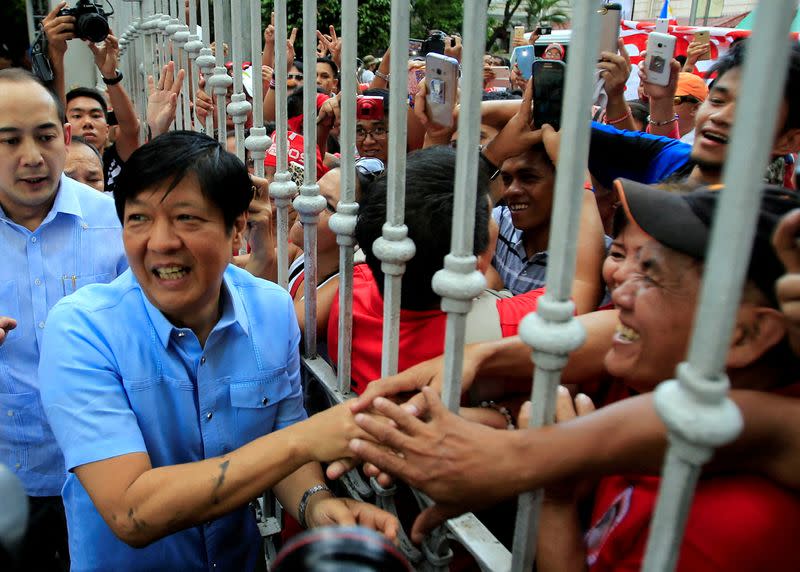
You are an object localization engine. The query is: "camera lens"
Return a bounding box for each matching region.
[77,12,110,43]
[436,68,442,74]
[657,43,663,48]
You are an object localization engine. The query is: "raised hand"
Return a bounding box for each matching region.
[147,61,184,138]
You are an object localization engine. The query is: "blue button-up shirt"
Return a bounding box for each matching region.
[40,265,306,572]
[0,175,126,496]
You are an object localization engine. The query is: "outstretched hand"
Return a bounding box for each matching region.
[147,62,184,139]
[87,32,120,80]
[773,209,800,356]
[348,387,522,543]
[0,317,17,347]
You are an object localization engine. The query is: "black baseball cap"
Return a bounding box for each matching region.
[613,178,800,305]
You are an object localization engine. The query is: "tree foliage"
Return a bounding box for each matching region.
[524,0,569,29]
[261,0,392,58]
[409,0,463,40]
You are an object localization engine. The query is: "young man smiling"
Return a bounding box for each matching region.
[38,131,396,571]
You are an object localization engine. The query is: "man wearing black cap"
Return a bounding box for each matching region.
[347,182,800,571]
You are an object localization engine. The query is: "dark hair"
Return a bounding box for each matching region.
[65,86,108,116]
[69,134,103,161]
[293,59,303,72]
[286,85,329,119]
[708,41,800,131]
[628,100,650,130]
[360,87,390,116]
[316,56,339,80]
[0,67,65,122]
[114,130,252,231]
[482,90,523,101]
[356,145,490,311]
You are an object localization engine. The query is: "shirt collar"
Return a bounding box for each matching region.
[140,266,251,348]
[0,174,83,226]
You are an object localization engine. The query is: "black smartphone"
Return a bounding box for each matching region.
[532,59,566,131]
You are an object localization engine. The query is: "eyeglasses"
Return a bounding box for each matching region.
[673,95,701,106]
[355,125,388,141]
[355,157,386,185]
[288,73,303,81]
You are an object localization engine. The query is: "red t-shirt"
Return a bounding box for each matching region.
[586,384,800,572]
[328,265,545,394]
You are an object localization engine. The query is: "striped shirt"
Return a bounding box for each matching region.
[491,205,549,295]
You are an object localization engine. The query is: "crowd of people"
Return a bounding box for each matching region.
[2,1,800,570]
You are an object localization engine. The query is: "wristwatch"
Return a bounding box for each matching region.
[102,69,124,86]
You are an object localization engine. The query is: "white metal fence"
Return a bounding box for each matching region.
[109,0,798,570]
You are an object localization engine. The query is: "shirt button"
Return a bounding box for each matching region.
[7,410,13,417]
[15,463,21,469]
[30,236,37,243]
[206,411,213,421]
[38,321,45,329]
[261,397,269,406]
[34,278,42,286]
[177,332,185,337]
[200,356,206,365]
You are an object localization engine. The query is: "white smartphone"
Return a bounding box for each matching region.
[645,32,676,87]
[425,52,459,128]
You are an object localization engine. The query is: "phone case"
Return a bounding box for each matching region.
[645,32,676,87]
[511,46,535,80]
[598,4,622,56]
[425,53,459,128]
[694,31,711,61]
[532,59,565,130]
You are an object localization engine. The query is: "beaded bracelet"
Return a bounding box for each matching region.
[647,113,679,126]
[480,400,516,430]
[605,107,632,125]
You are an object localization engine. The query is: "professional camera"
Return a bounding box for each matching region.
[58,0,112,43]
[421,30,447,56]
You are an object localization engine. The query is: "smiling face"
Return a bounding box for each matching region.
[65,141,104,192]
[123,174,245,338]
[66,95,109,151]
[602,222,650,293]
[604,239,702,392]
[356,119,388,163]
[0,79,70,229]
[499,147,556,233]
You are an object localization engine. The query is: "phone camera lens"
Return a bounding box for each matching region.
[658,43,663,47]
[437,68,442,74]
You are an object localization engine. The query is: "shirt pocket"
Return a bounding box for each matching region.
[229,369,292,443]
[60,273,114,296]
[0,280,21,342]
[0,392,45,452]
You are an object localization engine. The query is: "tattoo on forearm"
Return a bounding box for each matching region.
[212,459,230,504]
[127,507,148,532]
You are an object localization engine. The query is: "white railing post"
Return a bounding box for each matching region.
[207,0,233,143]
[510,1,601,570]
[328,0,359,394]
[293,0,326,357]
[373,0,415,377]
[165,0,184,129]
[268,0,295,290]
[641,3,798,571]
[185,0,205,133]
[227,0,252,162]
[244,0,271,178]
[195,0,216,135]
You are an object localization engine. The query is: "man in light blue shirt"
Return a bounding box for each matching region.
[0,68,127,569]
[39,130,396,571]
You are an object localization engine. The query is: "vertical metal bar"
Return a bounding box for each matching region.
[185,0,205,133]
[642,3,797,571]
[228,0,252,161]
[510,1,600,569]
[25,0,35,58]
[328,0,359,394]
[688,0,700,25]
[374,0,414,378]
[196,0,216,135]
[210,0,233,143]
[166,0,183,129]
[268,0,295,290]
[432,0,488,412]
[294,0,325,357]
[173,3,191,132]
[245,0,270,179]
